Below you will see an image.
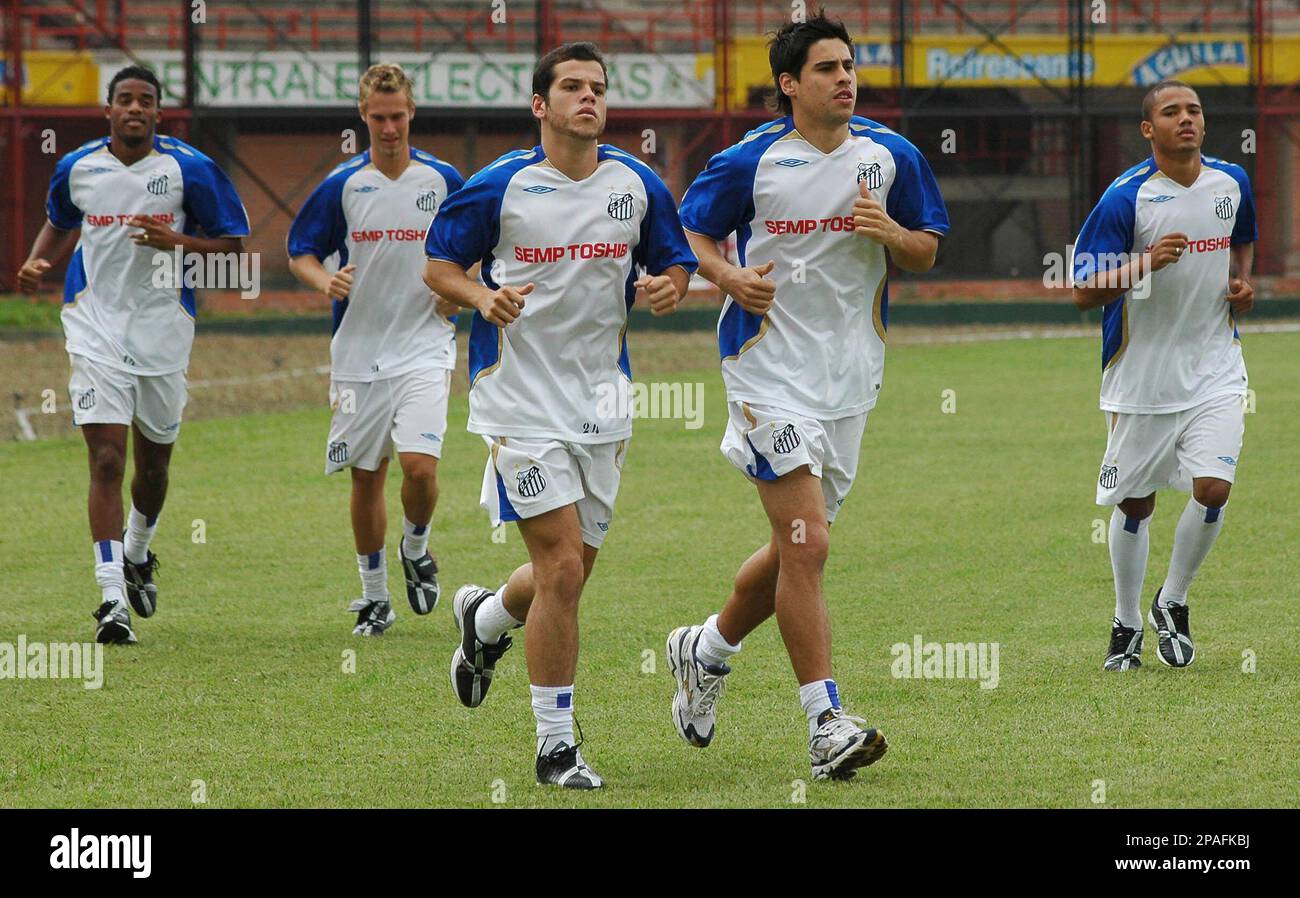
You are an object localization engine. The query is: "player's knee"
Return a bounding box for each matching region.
[401,457,438,491]
[536,551,585,603]
[1194,479,1231,509]
[779,522,830,569]
[137,461,169,491]
[88,444,127,484]
[1117,495,1155,520]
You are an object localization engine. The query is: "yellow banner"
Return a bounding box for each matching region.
[1,50,101,105]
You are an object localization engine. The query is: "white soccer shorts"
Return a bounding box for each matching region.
[67,353,187,444]
[478,434,628,548]
[720,400,868,523]
[1095,391,1245,505]
[325,367,451,474]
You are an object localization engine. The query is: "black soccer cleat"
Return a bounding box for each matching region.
[1148,589,1194,667]
[536,733,604,790]
[93,599,138,645]
[348,598,396,636]
[123,551,159,618]
[449,585,513,708]
[401,552,440,615]
[1104,619,1144,671]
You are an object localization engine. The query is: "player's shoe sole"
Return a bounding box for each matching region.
[93,600,137,645]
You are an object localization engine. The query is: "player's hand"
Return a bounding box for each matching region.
[127,215,182,250]
[325,264,356,300]
[476,282,532,327]
[722,260,777,315]
[1225,276,1254,316]
[635,273,681,316]
[17,258,52,294]
[1148,233,1189,272]
[433,293,460,319]
[853,181,901,247]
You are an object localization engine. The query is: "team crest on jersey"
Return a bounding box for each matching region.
[415,189,437,212]
[607,191,634,222]
[77,388,96,410]
[857,161,883,190]
[772,424,802,454]
[1099,465,1118,489]
[328,440,349,464]
[1214,195,1234,220]
[516,465,546,497]
[147,174,169,196]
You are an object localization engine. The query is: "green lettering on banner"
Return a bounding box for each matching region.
[160,60,184,101]
[195,61,221,104]
[449,62,471,102]
[226,61,246,100]
[250,60,277,100]
[476,62,503,103]
[336,61,360,102]
[282,61,310,102]
[628,62,653,100]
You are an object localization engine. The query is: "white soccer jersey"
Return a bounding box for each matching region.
[679,116,949,419]
[1073,154,1257,414]
[424,145,697,444]
[46,135,250,375]
[287,148,463,381]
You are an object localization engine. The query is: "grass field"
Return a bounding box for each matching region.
[1,330,1297,808]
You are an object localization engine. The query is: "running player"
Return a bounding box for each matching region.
[1072,81,1256,671]
[288,64,463,635]
[668,13,949,780]
[424,42,696,789]
[17,65,250,644]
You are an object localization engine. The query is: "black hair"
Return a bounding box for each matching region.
[1141,80,1197,122]
[768,10,854,115]
[107,65,162,104]
[532,42,608,102]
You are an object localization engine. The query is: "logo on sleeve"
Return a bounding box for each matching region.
[1147,194,1176,203]
[774,158,809,168]
[146,174,169,196]
[607,191,634,222]
[416,189,437,212]
[773,424,802,454]
[1216,455,1237,466]
[1214,196,1234,220]
[516,465,546,497]
[857,161,883,190]
[354,185,379,193]
[1099,465,1119,489]
[328,440,349,464]
[523,185,556,194]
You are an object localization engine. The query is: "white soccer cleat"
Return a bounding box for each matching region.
[809,709,888,781]
[666,625,729,748]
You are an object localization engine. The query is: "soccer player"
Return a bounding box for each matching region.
[424,42,696,789]
[1072,81,1256,671]
[669,13,949,780]
[287,64,463,635]
[17,66,249,645]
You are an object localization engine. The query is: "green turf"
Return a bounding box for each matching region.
[2,333,1297,808]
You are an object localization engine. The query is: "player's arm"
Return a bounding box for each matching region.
[128,218,242,255]
[852,182,938,273]
[17,220,80,294]
[1072,233,1187,311]
[423,258,531,328]
[1226,242,1255,316]
[289,253,355,301]
[684,231,776,315]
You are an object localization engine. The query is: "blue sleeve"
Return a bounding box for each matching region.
[886,142,949,235]
[1072,188,1135,286]
[635,172,698,275]
[182,158,250,238]
[1231,169,1257,245]
[46,157,82,230]
[287,174,347,261]
[424,167,503,269]
[679,149,754,241]
[438,161,466,196]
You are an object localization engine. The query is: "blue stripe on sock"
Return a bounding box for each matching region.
[1204,505,1221,524]
[825,679,840,709]
[146,514,158,527]
[557,692,572,709]
[367,551,381,570]
[98,540,113,563]
[1123,515,1141,534]
[413,523,427,536]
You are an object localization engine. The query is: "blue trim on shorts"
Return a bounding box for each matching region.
[495,471,521,522]
[744,435,778,481]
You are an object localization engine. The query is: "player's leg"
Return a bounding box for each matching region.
[83,423,136,644]
[394,369,451,614]
[121,424,172,618]
[349,459,395,635]
[1149,394,1243,667]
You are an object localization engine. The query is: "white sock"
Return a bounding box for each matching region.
[1161,498,1226,605]
[401,518,430,560]
[357,549,387,603]
[93,540,127,605]
[123,506,158,565]
[696,614,741,668]
[799,678,841,737]
[531,684,575,755]
[1108,508,1150,629]
[474,584,523,645]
